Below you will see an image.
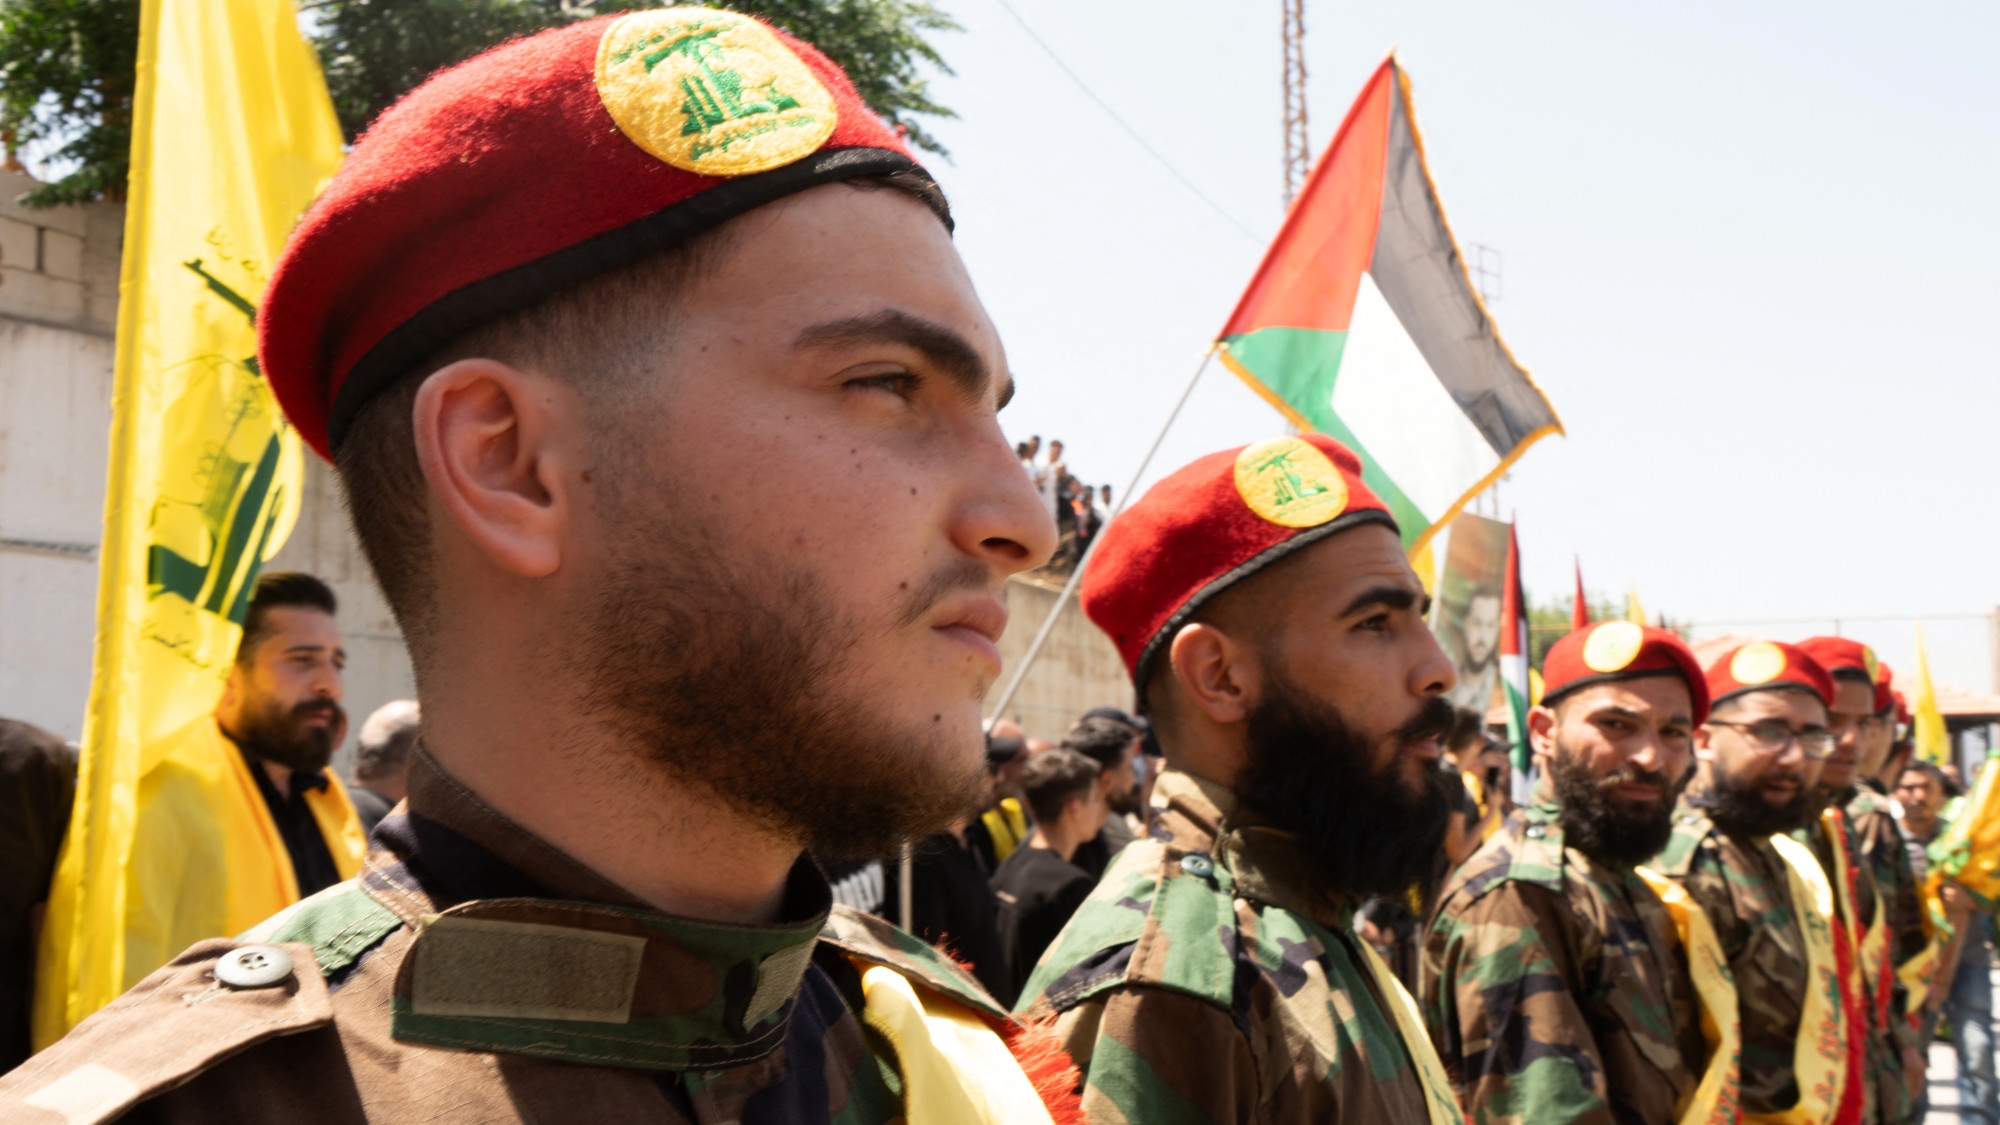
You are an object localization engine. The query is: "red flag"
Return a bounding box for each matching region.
[1572,559,1589,633]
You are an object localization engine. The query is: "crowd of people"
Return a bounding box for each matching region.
[1017,434,1114,573]
[2,9,1996,1123]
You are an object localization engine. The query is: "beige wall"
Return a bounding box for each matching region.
[0,169,413,780]
[992,575,1134,743]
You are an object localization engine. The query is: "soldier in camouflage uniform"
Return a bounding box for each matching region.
[1797,638,1926,1124]
[2,11,1070,1123]
[1653,641,1836,1118]
[1017,433,1467,1123]
[1425,621,1713,1125]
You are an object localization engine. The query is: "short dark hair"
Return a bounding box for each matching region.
[1022,748,1100,824]
[333,174,947,662]
[1830,668,1874,688]
[1899,760,1946,790]
[1061,717,1137,769]
[237,571,336,665]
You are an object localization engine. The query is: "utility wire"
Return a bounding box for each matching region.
[989,0,1262,243]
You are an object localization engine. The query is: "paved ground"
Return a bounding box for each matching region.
[1925,966,1995,1124]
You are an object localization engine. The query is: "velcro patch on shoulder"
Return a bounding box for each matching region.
[409,915,647,1023]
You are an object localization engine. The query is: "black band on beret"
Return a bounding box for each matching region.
[327,146,946,452]
[1540,666,1690,711]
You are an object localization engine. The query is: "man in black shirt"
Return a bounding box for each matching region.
[1061,715,1143,879]
[991,748,1107,1004]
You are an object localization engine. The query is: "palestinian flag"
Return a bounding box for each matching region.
[1500,522,1533,800]
[1217,56,1561,552]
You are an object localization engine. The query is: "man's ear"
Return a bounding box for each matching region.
[1167,622,1257,726]
[1527,704,1559,763]
[1693,723,1716,763]
[413,358,583,579]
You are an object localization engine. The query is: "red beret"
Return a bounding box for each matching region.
[1705,641,1834,711]
[1079,433,1395,699]
[1796,637,1881,707]
[1894,690,1912,728]
[1872,660,1896,715]
[1539,621,1709,724]
[259,8,939,459]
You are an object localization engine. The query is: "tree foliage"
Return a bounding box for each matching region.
[0,0,139,206]
[0,0,957,208]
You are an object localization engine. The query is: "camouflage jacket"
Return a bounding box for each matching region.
[0,750,1041,1124]
[1424,802,1704,1125]
[1848,782,1925,967]
[1654,789,1806,1117]
[1014,767,1444,1124]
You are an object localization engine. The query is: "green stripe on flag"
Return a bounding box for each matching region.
[1219,327,1430,545]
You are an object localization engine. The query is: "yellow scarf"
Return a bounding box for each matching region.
[1356,937,1467,1124]
[1755,833,1851,1125]
[1636,867,1742,1125]
[856,963,1056,1124]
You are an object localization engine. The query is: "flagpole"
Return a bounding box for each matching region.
[984,348,1214,724]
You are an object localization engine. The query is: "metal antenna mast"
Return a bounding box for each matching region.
[1281,0,1309,206]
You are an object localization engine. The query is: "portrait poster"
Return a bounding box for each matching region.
[1432,513,1511,715]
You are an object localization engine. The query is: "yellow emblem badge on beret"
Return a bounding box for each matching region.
[1582,621,1645,674]
[1730,641,1788,686]
[1862,646,1880,681]
[1235,437,1349,529]
[596,9,837,176]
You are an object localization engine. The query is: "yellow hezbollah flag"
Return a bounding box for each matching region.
[32,0,342,1046]
[1913,621,1950,766]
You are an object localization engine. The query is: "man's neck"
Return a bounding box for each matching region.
[1028,823,1083,863]
[1904,815,1938,842]
[419,688,800,925]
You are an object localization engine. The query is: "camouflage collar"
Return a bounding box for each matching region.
[1156,767,1356,928]
[358,750,833,1070]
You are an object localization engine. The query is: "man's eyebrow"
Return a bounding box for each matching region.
[793,309,991,404]
[1339,584,1419,618]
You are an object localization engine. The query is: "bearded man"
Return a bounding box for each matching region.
[1014,434,1464,1124]
[115,571,365,993]
[1424,621,1718,1124]
[1654,641,1846,1121]
[1796,637,1926,1124]
[4,11,1069,1124]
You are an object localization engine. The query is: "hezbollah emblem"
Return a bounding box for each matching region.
[1581,620,1645,673]
[596,8,837,176]
[1731,641,1788,686]
[1234,437,1348,528]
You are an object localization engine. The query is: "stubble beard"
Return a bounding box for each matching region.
[1710,764,1816,837]
[574,489,982,860]
[1547,740,1687,869]
[1234,665,1453,900]
[236,696,343,775]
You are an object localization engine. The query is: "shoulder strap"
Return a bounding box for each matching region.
[818,903,1007,1020]
[0,939,333,1124]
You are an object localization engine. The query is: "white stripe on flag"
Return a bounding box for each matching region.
[1330,272,1500,523]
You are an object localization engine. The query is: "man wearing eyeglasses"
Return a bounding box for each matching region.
[1424,621,1719,1125]
[1797,638,1927,1125]
[1654,641,1842,1120]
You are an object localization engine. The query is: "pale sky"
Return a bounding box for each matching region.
[923,0,2000,692]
